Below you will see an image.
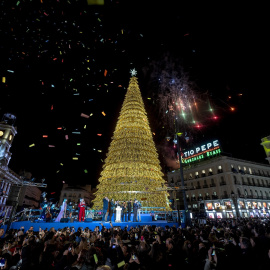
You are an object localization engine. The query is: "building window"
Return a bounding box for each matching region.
[195,172,199,179]
[248,168,252,174]
[208,168,213,175]
[231,165,237,173]
[210,178,215,187]
[189,173,193,179]
[244,189,248,196]
[218,165,223,173]
[202,170,206,177]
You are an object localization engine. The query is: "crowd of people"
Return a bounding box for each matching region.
[0,217,270,270]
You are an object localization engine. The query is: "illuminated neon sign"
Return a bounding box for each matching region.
[182,139,221,164]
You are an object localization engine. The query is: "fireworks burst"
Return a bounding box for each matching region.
[148,54,217,139]
[145,54,221,170]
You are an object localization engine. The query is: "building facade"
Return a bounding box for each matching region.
[18,186,42,209]
[167,155,270,219]
[0,114,22,218]
[59,184,94,207]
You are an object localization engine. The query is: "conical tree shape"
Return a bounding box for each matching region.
[93,76,171,211]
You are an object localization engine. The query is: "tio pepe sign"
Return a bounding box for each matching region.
[182,139,221,164]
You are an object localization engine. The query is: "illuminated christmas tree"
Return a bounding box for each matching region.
[93,71,170,210]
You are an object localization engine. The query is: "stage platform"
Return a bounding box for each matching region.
[9,220,179,232]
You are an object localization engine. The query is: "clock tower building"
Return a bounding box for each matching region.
[0,113,17,170]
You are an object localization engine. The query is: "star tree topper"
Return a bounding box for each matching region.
[130,68,137,77]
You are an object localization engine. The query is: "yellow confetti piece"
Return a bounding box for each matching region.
[72,157,78,160]
[2,77,6,83]
[102,111,106,116]
[29,144,35,147]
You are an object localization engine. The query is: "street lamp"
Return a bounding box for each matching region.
[231,191,240,218]
[176,132,191,226]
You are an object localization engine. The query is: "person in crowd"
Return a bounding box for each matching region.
[127,200,132,222]
[55,199,67,222]
[102,197,109,222]
[78,198,86,222]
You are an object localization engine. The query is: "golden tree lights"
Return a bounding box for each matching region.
[92,76,171,210]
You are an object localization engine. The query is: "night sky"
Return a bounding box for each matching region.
[0,0,268,200]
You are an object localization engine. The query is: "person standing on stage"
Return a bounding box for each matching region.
[102,197,109,222]
[137,200,142,222]
[127,199,132,222]
[121,201,127,222]
[109,199,115,222]
[55,198,67,222]
[133,199,138,222]
[78,198,86,222]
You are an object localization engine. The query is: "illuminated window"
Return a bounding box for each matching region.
[218,165,223,173]
[202,170,206,177]
[189,173,193,179]
[208,168,213,175]
[195,172,199,179]
[244,189,248,196]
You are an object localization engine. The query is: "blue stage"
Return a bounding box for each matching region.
[9,220,179,232]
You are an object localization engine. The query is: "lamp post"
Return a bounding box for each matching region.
[231,191,240,218]
[176,133,191,226]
